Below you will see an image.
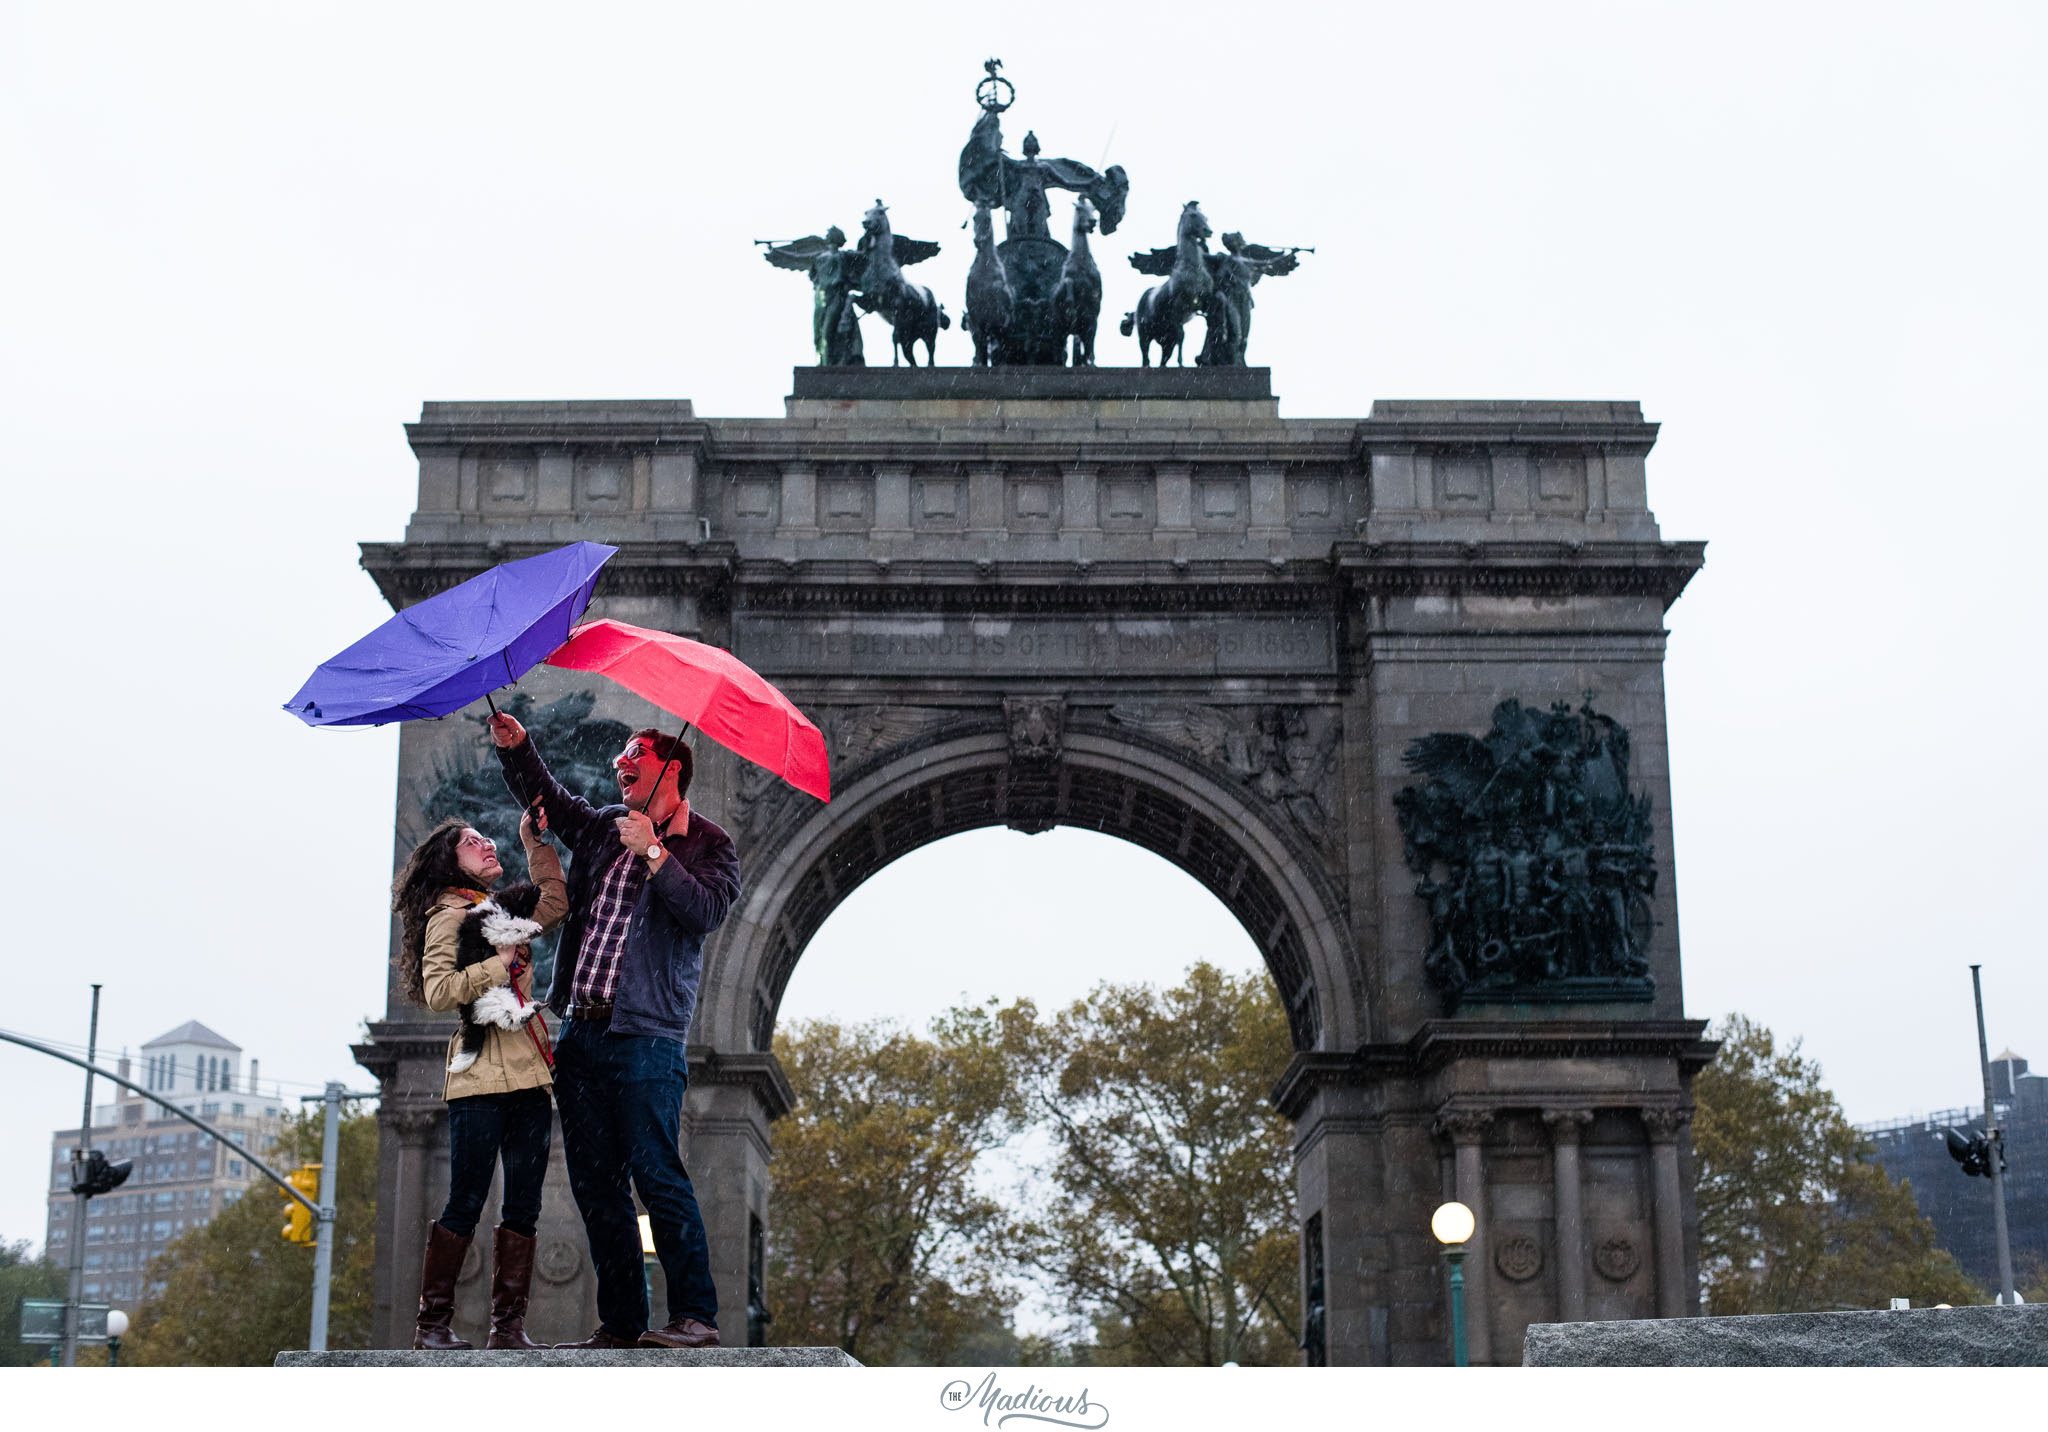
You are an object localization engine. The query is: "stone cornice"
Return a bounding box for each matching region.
[1357,401,1659,451]
[1271,1019,1717,1118]
[407,400,707,450]
[788,366,1276,401]
[708,432,1361,465]
[1336,540,1706,609]
[360,541,739,609]
[686,1046,796,1121]
[733,567,1341,615]
[1408,1018,1717,1072]
[362,538,1703,617]
[352,1020,458,1086]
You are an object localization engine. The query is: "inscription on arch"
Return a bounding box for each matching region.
[733,614,1334,677]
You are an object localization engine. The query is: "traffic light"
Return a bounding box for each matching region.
[281,1165,320,1243]
[70,1150,132,1197]
[1942,1126,2005,1178]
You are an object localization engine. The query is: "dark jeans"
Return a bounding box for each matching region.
[440,1087,553,1238]
[553,1019,717,1335]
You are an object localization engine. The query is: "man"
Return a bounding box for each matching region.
[488,712,743,1350]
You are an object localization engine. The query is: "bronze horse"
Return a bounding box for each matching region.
[1121,201,1214,368]
[1051,197,1102,367]
[857,200,949,366]
[963,202,1015,367]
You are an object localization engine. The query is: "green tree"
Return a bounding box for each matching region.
[768,1009,1027,1364]
[121,1111,378,1365]
[1694,1014,1983,1313]
[0,1238,67,1367]
[1000,962,1300,1365]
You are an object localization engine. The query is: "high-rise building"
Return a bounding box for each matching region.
[44,1021,288,1307]
[1861,1051,2048,1291]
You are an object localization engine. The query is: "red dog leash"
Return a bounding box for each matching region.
[505,960,554,1070]
[460,890,555,1069]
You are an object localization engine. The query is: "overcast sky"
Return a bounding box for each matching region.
[1,3,2043,1252]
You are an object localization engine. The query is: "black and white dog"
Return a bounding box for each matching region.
[447,883,547,1074]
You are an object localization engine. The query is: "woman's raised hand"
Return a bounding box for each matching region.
[519,802,548,846]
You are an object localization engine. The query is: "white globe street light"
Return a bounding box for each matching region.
[105,1308,129,1367]
[1431,1201,1475,1248]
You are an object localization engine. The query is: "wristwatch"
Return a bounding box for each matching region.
[645,843,666,868]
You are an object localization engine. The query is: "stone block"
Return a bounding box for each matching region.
[276,1347,863,1368]
[1523,1304,2048,1366]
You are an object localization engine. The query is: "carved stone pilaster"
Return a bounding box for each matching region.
[1060,462,1101,540]
[776,461,820,540]
[1541,1107,1593,1141]
[1640,1107,1692,1317]
[1432,1108,1495,1146]
[1640,1107,1691,1143]
[1248,462,1288,540]
[383,1106,442,1143]
[687,1047,797,1123]
[872,463,912,539]
[1432,1105,1494,1364]
[1542,1108,1594,1322]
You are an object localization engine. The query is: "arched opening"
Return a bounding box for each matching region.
[700,730,1358,1061]
[762,822,1303,1361]
[777,825,1269,1026]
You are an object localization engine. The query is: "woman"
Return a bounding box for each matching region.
[391,810,567,1351]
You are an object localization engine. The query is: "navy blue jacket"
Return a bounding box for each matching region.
[497,736,742,1044]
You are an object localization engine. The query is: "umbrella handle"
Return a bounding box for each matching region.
[653,721,692,838]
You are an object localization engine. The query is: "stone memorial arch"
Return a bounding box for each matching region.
[354,368,1711,1364]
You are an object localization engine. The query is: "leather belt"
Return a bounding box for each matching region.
[569,1000,613,1022]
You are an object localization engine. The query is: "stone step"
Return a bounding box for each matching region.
[275,1347,861,1368]
[1523,1304,2048,1367]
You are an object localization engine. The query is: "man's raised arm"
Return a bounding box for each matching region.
[489,713,605,847]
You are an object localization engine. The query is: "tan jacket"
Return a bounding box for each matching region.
[422,841,569,1101]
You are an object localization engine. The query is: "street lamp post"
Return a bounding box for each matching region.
[1969,965,2018,1306]
[1433,1200,1476,1367]
[60,984,104,1370]
[106,1309,128,1367]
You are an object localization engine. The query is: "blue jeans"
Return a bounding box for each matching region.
[553,1019,717,1335]
[440,1087,553,1238]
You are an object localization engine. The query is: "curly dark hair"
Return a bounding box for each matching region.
[391,818,488,1006]
[631,727,694,799]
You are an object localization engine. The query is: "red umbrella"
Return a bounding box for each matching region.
[545,618,831,803]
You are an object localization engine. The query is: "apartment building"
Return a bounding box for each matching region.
[44,1021,287,1307]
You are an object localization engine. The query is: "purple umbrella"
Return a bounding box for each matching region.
[283,541,617,726]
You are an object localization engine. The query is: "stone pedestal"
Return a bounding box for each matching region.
[277,1347,862,1367]
[1523,1305,2048,1367]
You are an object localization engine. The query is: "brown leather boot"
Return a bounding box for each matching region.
[486,1226,548,1351]
[411,1221,475,1350]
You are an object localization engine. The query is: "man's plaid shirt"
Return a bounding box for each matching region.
[572,845,646,1006]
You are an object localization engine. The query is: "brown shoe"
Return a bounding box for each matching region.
[485,1226,549,1351]
[411,1221,475,1351]
[555,1327,640,1350]
[639,1317,720,1349]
